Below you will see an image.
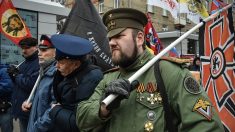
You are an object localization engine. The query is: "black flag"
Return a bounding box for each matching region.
[61,0,114,71]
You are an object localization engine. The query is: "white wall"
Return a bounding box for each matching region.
[38,13,57,39]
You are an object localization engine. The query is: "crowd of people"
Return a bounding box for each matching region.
[0,8,224,132]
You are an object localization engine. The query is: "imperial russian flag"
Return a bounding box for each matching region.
[145,13,163,55]
[0,0,31,45]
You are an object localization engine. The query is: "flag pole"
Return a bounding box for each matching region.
[101,3,233,106]
[26,74,41,103]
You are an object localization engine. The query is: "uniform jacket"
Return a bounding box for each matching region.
[27,62,56,132]
[12,52,40,119]
[50,61,103,132]
[76,50,224,132]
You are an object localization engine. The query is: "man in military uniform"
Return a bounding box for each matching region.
[76,8,224,132]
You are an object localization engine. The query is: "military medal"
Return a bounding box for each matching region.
[136,83,145,101]
[144,121,154,132]
[146,82,157,93]
[147,111,156,121]
[146,83,162,105]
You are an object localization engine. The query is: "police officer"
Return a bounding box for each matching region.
[76,8,224,132]
[49,34,103,132]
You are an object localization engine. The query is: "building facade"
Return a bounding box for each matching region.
[0,0,234,64]
[0,0,70,64]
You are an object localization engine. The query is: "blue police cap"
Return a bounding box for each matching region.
[51,34,93,60]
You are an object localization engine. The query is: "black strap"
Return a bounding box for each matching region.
[154,60,176,132]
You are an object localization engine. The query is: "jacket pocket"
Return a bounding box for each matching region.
[136,92,163,109]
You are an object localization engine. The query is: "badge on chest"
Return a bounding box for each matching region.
[136,82,162,109]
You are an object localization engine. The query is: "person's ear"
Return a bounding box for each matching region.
[136,31,145,47]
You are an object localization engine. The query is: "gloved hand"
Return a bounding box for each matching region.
[7,65,19,81]
[104,79,139,111]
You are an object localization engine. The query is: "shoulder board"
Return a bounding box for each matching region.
[160,56,191,65]
[103,67,120,74]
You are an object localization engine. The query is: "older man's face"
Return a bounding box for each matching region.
[38,48,55,65]
[56,59,81,77]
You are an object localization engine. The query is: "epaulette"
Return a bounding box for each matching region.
[159,56,191,69]
[103,67,120,74]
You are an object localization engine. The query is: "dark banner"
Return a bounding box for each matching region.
[61,0,114,71]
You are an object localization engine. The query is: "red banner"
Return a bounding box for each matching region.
[144,13,163,55]
[0,0,31,45]
[199,7,235,132]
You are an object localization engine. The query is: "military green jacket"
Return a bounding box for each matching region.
[76,50,224,132]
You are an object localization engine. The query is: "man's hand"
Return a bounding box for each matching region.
[103,79,139,111]
[21,101,32,112]
[7,65,19,81]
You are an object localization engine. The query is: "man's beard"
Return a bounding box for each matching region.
[112,40,138,68]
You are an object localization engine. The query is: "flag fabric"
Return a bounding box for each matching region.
[168,47,180,57]
[199,7,235,132]
[60,0,114,71]
[210,0,227,14]
[147,0,179,19]
[179,0,209,24]
[144,13,163,55]
[0,0,31,45]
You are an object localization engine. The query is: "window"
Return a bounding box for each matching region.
[99,2,104,13]
[147,4,153,13]
[162,9,167,17]
[187,39,196,54]
[114,0,119,8]
[162,24,168,31]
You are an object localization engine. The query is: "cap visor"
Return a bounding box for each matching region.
[107,28,126,38]
[38,45,50,49]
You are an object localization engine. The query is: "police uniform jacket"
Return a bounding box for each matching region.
[76,50,224,132]
[50,61,103,132]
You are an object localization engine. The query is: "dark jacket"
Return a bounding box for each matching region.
[11,51,40,119]
[0,65,13,101]
[50,61,103,132]
[0,65,14,113]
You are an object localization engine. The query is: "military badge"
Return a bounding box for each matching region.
[136,83,145,101]
[147,111,156,121]
[144,121,154,132]
[146,82,157,93]
[193,98,212,121]
[137,83,145,93]
[147,93,162,105]
[184,76,202,94]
